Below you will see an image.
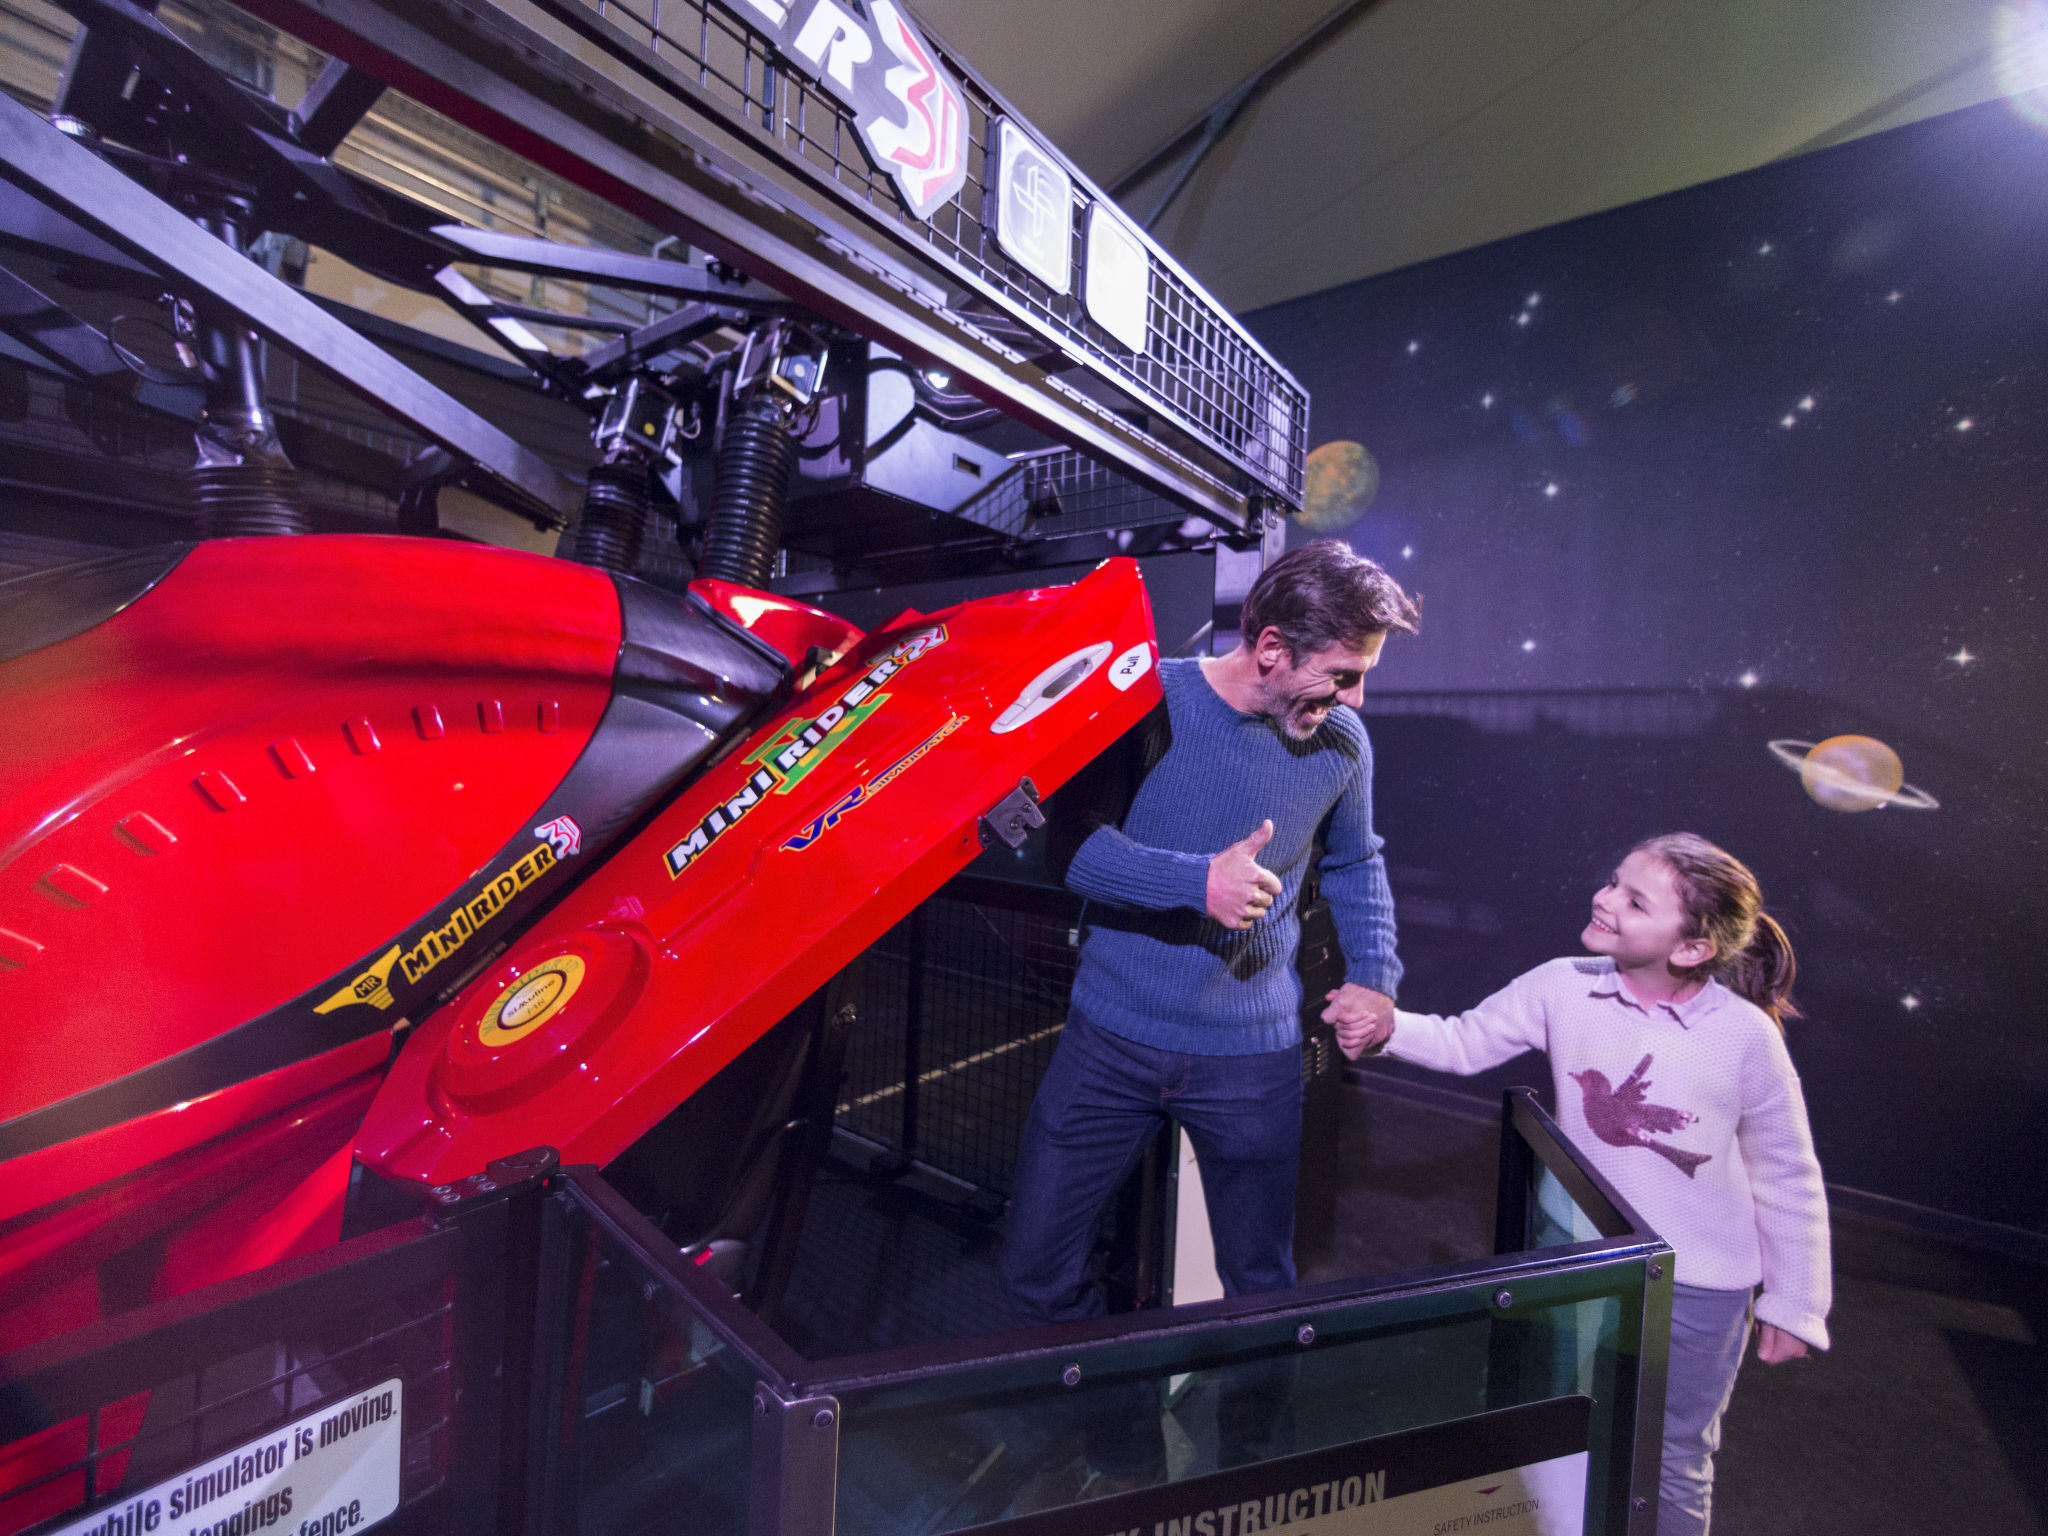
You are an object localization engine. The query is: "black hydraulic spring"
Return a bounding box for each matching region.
[191,459,308,538]
[189,313,308,538]
[567,459,650,573]
[698,395,795,590]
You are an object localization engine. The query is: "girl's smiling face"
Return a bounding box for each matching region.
[1584,850,1716,973]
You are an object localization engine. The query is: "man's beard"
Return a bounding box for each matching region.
[1263,683,1336,740]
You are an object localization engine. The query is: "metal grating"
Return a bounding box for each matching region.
[837,891,1080,1199]
[952,447,1194,542]
[560,0,1307,510]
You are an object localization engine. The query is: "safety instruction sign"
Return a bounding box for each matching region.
[976,1395,1590,1536]
[44,1377,402,1536]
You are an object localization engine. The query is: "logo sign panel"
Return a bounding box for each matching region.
[479,954,587,1048]
[43,1379,402,1536]
[729,0,968,219]
[994,119,1073,294]
[968,1395,1589,1536]
[1083,203,1150,353]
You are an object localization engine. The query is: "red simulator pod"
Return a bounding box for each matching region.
[435,928,650,1112]
[355,557,1163,1187]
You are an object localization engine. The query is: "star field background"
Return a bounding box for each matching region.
[1248,96,2048,1235]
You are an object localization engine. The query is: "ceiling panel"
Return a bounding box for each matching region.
[915,0,2028,312]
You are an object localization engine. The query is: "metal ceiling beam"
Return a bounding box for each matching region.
[291,58,388,157]
[0,92,582,526]
[1109,0,1388,230]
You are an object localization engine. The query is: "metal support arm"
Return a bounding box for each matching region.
[0,92,581,526]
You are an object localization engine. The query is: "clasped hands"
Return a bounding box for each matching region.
[1206,821,1394,1059]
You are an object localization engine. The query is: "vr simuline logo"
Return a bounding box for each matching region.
[729,0,967,219]
[781,713,964,851]
[665,625,946,877]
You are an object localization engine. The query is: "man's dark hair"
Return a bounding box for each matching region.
[1239,539,1420,661]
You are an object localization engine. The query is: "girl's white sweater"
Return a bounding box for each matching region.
[1387,956,1832,1349]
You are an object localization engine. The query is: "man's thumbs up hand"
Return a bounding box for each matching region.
[1208,819,1283,930]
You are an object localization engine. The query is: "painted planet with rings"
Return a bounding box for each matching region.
[1766,735,1939,812]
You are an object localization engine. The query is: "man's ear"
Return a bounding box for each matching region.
[1251,626,1292,669]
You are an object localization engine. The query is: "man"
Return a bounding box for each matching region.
[1001,538,1419,1490]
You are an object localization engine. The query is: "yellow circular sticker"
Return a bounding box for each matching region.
[478,955,586,1048]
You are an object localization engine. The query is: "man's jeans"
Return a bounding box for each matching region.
[1000,1009,1304,1476]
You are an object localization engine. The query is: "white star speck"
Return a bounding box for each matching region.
[1739,671,1758,688]
[1950,647,1975,665]
[1543,482,1559,498]
[1521,639,1537,652]
[1901,994,1921,1012]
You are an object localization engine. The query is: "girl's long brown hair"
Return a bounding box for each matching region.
[1633,833,1801,1027]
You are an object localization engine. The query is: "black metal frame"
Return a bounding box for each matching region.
[555,1086,1671,1536]
[1,1091,1670,1536]
[0,1151,558,1536]
[225,0,1297,535]
[0,91,582,526]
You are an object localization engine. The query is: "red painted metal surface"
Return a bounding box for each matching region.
[0,536,1158,1420]
[358,557,1161,1183]
[690,578,864,670]
[0,535,626,1363]
[0,535,621,1124]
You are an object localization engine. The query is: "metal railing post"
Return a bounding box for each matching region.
[900,902,926,1165]
[1625,1257,1675,1534]
[748,1380,841,1536]
[424,1145,562,1536]
[1492,1088,1536,1255]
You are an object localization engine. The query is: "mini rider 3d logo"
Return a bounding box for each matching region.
[994,119,1073,294]
[728,0,967,220]
[533,814,583,859]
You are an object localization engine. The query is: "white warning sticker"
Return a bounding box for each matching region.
[48,1377,402,1536]
[1106,642,1153,692]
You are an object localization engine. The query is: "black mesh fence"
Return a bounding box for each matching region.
[836,883,1081,1200]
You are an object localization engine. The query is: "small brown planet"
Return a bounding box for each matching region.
[1296,440,1379,532]
[1767,735,1939,812]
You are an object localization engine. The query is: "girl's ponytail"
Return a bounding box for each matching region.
[1632,832,1801,1030]
[1724,910,1801,1027]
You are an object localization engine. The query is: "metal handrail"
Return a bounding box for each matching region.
[558,1165,812,1396]
[557,1089,1669,1405]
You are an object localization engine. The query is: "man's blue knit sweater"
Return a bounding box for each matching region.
[1066,657,1402,1055]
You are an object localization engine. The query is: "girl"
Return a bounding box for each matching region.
[1382,833,1830,1536]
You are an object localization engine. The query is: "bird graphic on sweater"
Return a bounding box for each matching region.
[1569,1053,1712,1177]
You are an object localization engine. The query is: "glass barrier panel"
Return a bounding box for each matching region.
[825,1253,1652,1536]
[546,1199,761,1536]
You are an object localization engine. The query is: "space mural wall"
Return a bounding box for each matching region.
[1248,96,2048,1236]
